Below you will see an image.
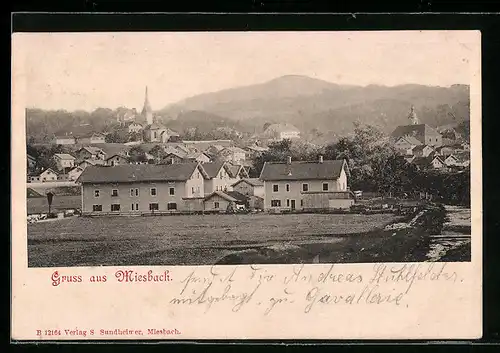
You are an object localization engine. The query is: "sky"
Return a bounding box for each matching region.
[14,31,479,112]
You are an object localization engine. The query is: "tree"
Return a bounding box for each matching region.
[128,146,147,163]
[149,145,167,162]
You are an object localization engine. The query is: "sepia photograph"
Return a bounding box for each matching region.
[24,31,473,268]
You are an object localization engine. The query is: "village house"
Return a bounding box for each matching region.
[105,154,130,166]
[126,122,144,134]
[263,123,301,141]
[78,159,107,169]
[218,146,247,163]
[199,162,236,194]
[443,154,459,167]
[393,135,422,155]
[77,163,206,215]
[184,151,212,164]
[78,132,106,145]
[75,146,106,161]
[53,153,76,171]
[244,145,269,159]
[412,155,446,170]
[68,166,85,181]
[231,178,265,210]
[411,144,434,157]
[54,135,77,145]
[231,178,265,198]
[391,124,443,147]
[143,123,179,143]
[259,156,354,211]
[27,154,37,170]
[29,168,58,183]
[203,191,247,212]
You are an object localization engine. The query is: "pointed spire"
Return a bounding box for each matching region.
[408,105,419,125]
[141,85,153,125]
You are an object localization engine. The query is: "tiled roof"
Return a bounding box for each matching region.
[412,144,432,153]
[391,124,441,138]
[54,153,76,160]
[232,178,264,187]
[144,123,166,130]
[204,191,247,203]
[105,153,130,161]
[199,161,225,179]
[396,135,422,145]
[260,159,346,181]
[77,163,200,183]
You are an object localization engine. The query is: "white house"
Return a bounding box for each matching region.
[259,156,353,211]
[53,153,76,171]
[263,123,301,140]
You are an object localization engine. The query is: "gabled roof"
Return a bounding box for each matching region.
[53,153,76,160]
[77,146,105,155]
[144,123,166,131]
[260,159,347,181]
[231,178,264,187]
[77,163,201,184]
[69,166,84,172]
[396,135,422,146]
[105,153,130,162]
[27,154,36,161]
[204,191,247,203]
[199,161,226,179]
[412,144,433,153]
[40,168,58,176]
[79,159,106,166]
[412,155,444,167]
[221,146,247,154]
[391,124,441,138]
[160,128,180,136]
[225,163,248,178]
[163,151,188,159]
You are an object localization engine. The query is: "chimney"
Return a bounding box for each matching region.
[319,155,323,163]
[287,156,292,164]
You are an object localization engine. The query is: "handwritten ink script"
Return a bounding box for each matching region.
[169,263,459,315]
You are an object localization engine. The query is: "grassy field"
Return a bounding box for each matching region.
[27,213,405,267]
[27,195,81,214]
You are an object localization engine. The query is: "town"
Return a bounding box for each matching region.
[26,86,470,218]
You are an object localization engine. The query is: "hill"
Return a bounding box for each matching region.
[158,75,470,135]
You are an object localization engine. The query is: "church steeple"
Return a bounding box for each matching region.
[141,86,153,125]
[408,105,419,125]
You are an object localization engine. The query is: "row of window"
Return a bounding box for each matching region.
[272,183,329,193]
[270,199,304,207]
[94,187,175,198]
[92,202,178,212]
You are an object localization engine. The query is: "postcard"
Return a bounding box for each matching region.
[11,30,482,340]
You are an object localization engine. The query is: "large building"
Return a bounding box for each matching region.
[391,106,443,147]
[263,123,301,141]
[259,156,353,211]
[77,163,206,215]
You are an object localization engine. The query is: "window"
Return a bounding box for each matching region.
[323,183,329,191]
[192,187,195,194]
[167,202,177,210]
[92,205,102,212]
[273,184,279,192]
[111,189,118,197]
[111,204,120,212]
[286,184,290,192]
[154,131,157,139]
[130,189,134,197]
[271,200,281,207]
[94,190,100,198]
[149,203,159,211]
[169,187,175,195]
[286,199,290,207]
[302,184,309,192]
[214,202,220,209]
[150,188,157,196]
[135,188,139,196]
[131,204,134,211]
[136,203,139,210]
[300,200,304,207]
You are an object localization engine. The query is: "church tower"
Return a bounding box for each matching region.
[141,86,153,125]
[407,105,419,125]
